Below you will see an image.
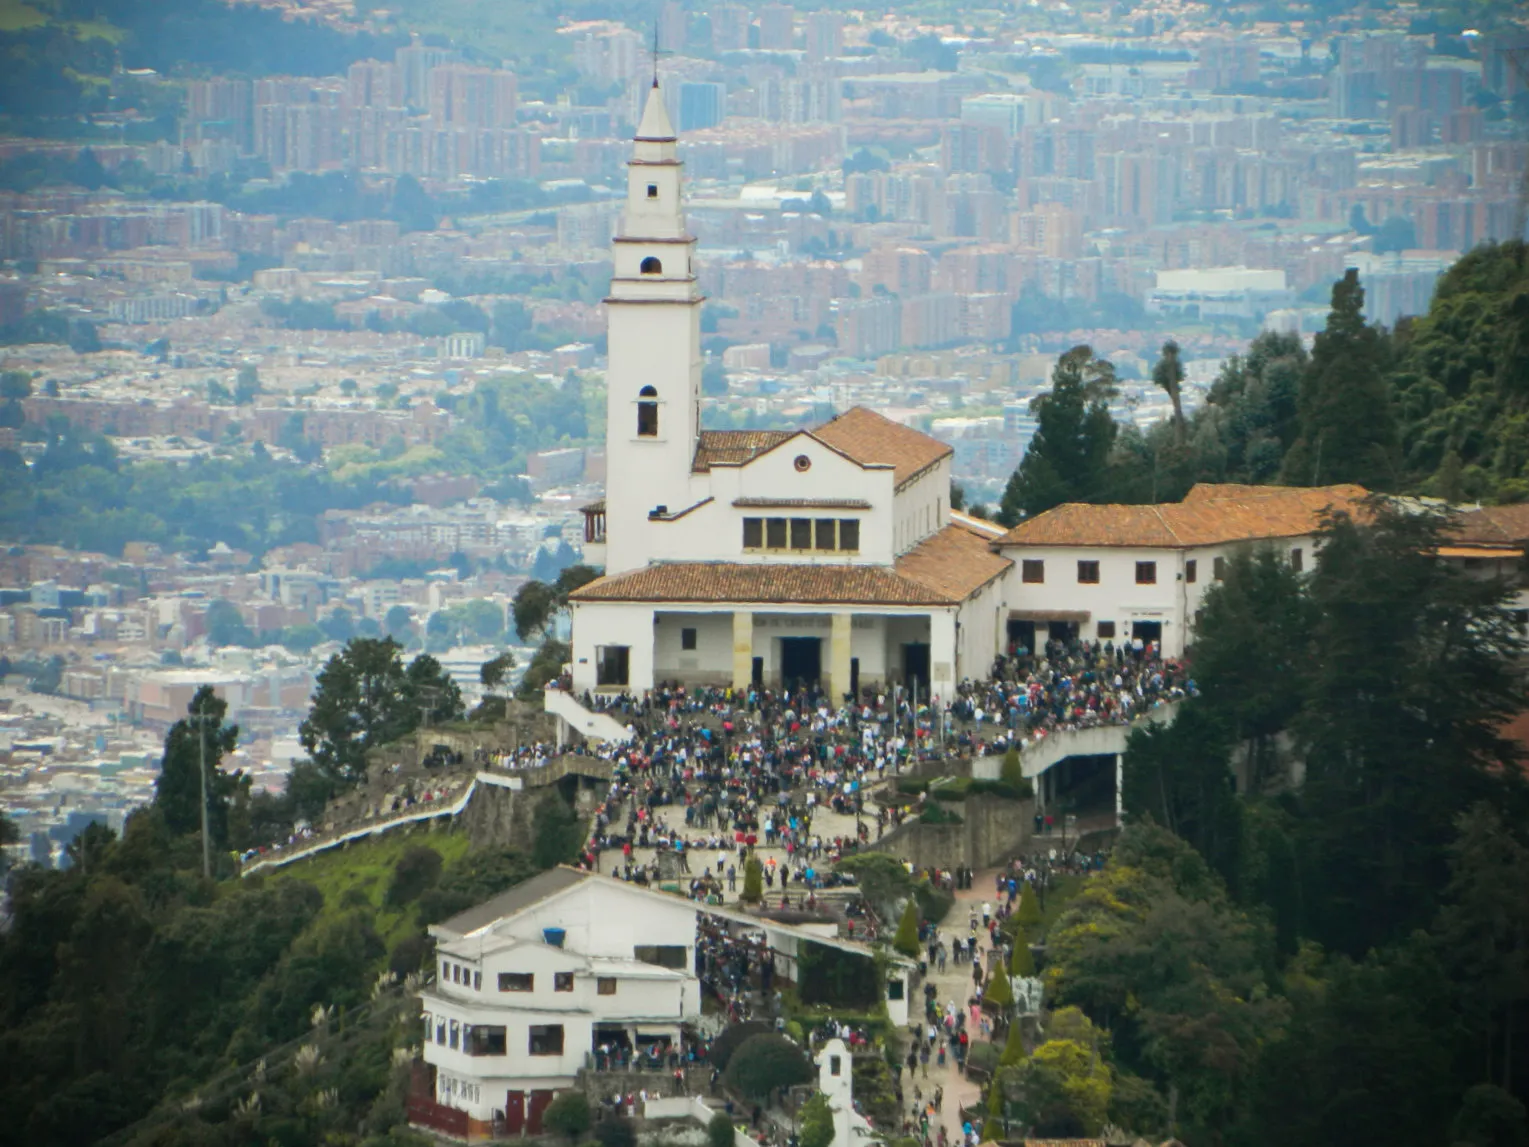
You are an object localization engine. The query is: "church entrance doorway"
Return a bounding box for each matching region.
[1130,620,1162,645]
[902,642,930,696]
[1007,619,1036,658]
[1047,621,1079,649]
[779,637,821,691]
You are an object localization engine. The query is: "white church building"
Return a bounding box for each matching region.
[568,83,1376,697]
[570,82,1011,701]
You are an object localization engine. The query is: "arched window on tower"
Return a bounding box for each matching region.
[640,256,662,275]
[637,386,658,437]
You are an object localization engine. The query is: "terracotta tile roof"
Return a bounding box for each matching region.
[569,561,958,607]
[692,430,794,472]
[811,405,952,488]
[1452,503,1529,546]
[992,484,1370,549]
[895,522,1013,601]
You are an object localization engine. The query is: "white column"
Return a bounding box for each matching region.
[929,609,956,703]
[828,612,852,702]
[1115,752,1124,826]
[630,607,656,695]
[731,610,753,690]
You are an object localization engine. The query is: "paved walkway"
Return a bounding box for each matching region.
[899,867,1006,1146]
[590,798,875,908]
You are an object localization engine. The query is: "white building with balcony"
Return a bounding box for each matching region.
[413,867,912,1139]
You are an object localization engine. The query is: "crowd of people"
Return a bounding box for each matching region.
[953,640,1193,748]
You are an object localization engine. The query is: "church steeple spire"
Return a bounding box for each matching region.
[600,70,704,574]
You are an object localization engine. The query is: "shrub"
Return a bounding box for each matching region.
[785,1020,804,1043]
[386,845,444,906]
[1000,746,1024,790]
[912,877,953,926]
[983,965,1013,1010]
[895,777,929,795]
[708,1020,770,1070]
[1009,931,1035,977]
[533,792,583,869]
[543,1092,592,1141]
[969,777,1033,800]
[741,856,763,903]
[708,1112,737,1147]
[799,1093,835,1147]
[852,1054,901,1128]
[1017,882,1042,928]
[892,898,920,957]
[1000,1018,1027,1066]
[918,804,962,825]
[593,1116,636,1147]
[723,1033,813,1100]
[966,1040,1000,1077]
[388,932,429,978]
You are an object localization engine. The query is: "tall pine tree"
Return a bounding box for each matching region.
[999,346,1119,524]
[1281,270,1397,489]
[155,684,244,847]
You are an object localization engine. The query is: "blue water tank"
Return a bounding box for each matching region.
[543,927,566,948]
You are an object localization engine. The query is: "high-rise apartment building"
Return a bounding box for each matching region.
[804,10,842,62]
[757,3,794,50]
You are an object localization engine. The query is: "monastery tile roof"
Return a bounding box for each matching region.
[895,522,1013,601]
[692,430,794,472]
[992,484,1370,549]
[1451,503,1529,546]
[811,406,952,488]
[572,557,962,608]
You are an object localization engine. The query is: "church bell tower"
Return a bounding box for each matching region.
[601,81,704,576]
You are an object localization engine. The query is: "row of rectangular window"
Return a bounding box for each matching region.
[1019,550,1302,586]
[1021,559,1160,585]
[443,963,614,996]
[500,972,614,994]
[742,517,860,553]
[443,960,481,991]
[424,1013,564,1057]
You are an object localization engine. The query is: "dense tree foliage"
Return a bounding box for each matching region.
[995,244,1529,518]
[0,655,555,1147]
[998,346,1118,524]
[300,637,464,790]
[1280,270,1399,488]
[1058,498,1529,1146]
[155,685,244,848]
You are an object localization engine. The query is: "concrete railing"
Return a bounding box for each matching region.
[238,771,533,878]
[544,687,634,745]
[973,700,1182,781]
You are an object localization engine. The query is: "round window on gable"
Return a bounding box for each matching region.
[794,454,812,472]
[640,256,662,275]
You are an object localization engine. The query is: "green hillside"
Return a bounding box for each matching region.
[0,810,540,1147]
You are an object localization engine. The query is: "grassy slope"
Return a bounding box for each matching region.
[271,826,473,950]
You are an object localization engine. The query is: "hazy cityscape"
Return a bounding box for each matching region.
[3,0,1527,865]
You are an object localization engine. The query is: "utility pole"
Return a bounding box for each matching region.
[191,710,213,881]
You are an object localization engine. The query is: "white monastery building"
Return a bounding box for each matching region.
[413,867,911,1138]
[569,82,1380,697]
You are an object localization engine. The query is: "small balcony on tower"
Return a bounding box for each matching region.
[581,499,606,568]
